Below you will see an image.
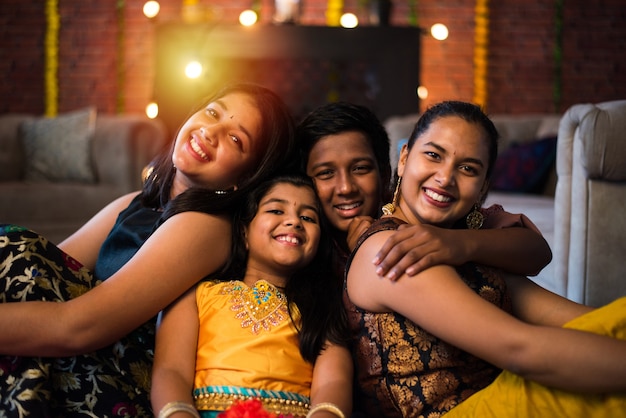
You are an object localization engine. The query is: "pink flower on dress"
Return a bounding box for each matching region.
[63,253,84,272]
[112,402,138,416]
[217,399,294,418]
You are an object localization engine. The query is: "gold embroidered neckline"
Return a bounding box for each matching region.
[220,280,288,334]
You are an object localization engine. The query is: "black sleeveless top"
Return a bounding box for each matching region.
[94,194,162,281]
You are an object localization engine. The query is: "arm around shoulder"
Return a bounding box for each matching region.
[477,206,552,275]
[465,226,552,276]
[370,220,551,280]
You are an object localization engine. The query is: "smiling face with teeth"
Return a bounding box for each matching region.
[243,182,321,286]
[170,92,265,196]
[396,116,490,228]
[306,131,382,237]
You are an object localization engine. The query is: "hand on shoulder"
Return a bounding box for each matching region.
[372,223,469,281]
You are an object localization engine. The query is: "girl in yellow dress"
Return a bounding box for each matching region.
[151,174,352,418]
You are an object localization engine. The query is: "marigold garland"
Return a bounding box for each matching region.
[473,0,489,109]
[326,0,343,26]
[44,0,59,117]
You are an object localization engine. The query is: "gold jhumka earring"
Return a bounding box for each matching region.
[465,203,484,229]
[382,177,401,216]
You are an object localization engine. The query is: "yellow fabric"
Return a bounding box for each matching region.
[445,296,626,418]
[193,280,313,400]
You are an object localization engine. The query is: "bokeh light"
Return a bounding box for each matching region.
[417,86,428,100]
[431,23,449,41]
[145,101,159,119]
[185,61,203,79]
[340,13,358,28]
[239,10,258,26]
[143,1,160,19]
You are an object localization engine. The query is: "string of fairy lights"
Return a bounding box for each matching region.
[42,1,564,117]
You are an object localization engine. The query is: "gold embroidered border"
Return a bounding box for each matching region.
[194,392,309,417]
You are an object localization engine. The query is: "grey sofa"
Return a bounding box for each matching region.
[553,100,626,307]
[0,113,168,244]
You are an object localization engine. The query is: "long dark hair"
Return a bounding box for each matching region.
[141,83,298,219]
[297,101,392,202]
[214,174,349,363]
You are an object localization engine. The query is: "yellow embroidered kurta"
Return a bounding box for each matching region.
[193,280,312,414]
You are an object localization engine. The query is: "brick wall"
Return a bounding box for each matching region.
[0,1,45,114]
[1,0,625,119]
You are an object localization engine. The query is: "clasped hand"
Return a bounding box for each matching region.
[347,218,469,281]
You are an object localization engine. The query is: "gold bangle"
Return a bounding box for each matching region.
[157,401,201,418]
[305,402,345,418]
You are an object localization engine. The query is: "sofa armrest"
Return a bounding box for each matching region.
[554,99,626,306]
[571,101,626,181]
[92,115,168,191]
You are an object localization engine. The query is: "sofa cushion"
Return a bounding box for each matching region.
[490,136,557,193]
[535,115,561,139]
[0,114,33,182]
[492,115,558,151]
[19,107,97,183]
[0,181,124,244]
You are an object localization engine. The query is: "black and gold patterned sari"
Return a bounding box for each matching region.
[344,217,512,418]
